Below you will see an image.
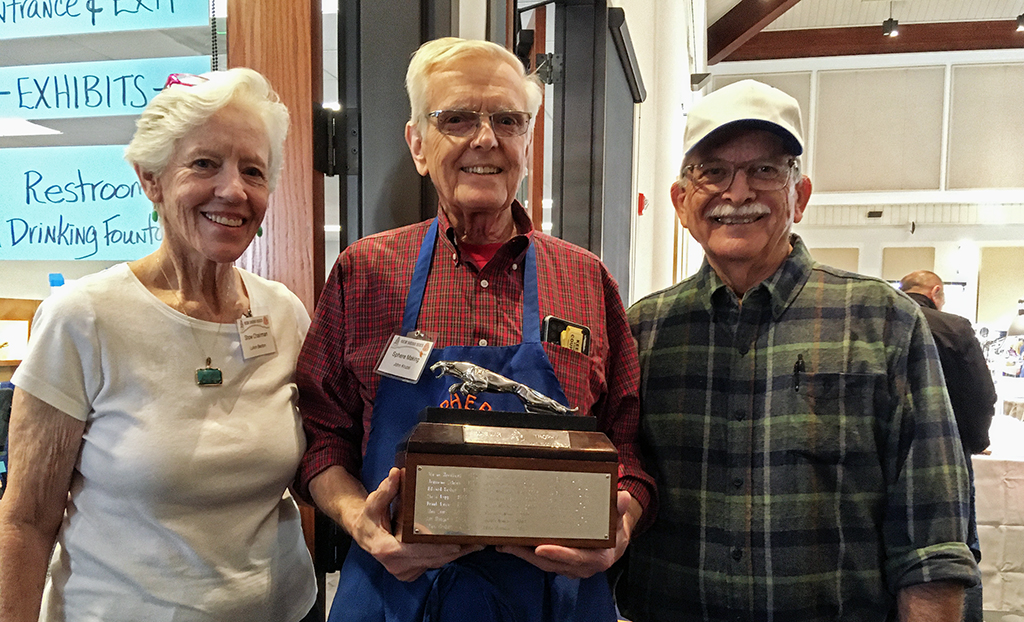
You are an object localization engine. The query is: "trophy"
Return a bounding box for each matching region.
[394,361,618,548]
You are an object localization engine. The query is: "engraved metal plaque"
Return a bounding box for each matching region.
[412,464,612,541]
[462,425,571,449]
[395,415,618,547]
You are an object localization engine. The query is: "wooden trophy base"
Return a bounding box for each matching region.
[394,408,618,548]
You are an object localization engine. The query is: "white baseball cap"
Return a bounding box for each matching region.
[684,79,804,156]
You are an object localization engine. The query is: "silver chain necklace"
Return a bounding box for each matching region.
[158,262,228,387]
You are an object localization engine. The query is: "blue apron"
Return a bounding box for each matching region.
[328,219,616,622]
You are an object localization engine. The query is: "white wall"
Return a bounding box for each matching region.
[612,0,700,304]
[458,0,488,40]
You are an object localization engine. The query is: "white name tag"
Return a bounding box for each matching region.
[236,315,277,359]
[376,334,434,383]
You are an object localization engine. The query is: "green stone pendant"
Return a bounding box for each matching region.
[195,358,223,386]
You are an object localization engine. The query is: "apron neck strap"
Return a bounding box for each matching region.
[521,242,540,344]
[401,219,439,335]
[401,218,541,344]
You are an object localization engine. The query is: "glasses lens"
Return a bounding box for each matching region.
[432,110,531,137]
[434,111,479,137]
[490,112,530,137]
[692,162,734,191]
[747,161,789,186]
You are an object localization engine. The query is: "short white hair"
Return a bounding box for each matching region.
[406,37,543,133]
[124,67,290,191]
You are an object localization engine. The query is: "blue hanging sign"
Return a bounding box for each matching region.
[0,144,161,261]
[0,0,209,40]
[0,55,210,119]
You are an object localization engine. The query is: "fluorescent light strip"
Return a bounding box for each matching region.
[0,118,62,137]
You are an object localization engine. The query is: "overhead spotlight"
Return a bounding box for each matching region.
[1017,14,1024,32]
[883,2,899,37]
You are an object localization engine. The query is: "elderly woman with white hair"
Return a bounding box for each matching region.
[0,68,316,622]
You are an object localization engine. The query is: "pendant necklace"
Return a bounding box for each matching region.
[159,263,227,387]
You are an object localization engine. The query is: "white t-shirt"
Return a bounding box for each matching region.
[13,263,316,622]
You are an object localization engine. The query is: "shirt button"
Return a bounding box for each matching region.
[452,253,458,262]
[732,477,743,489]
[733,410,744,421]
[478,338,488,346]
[480,279,489,288]
[511,263,518,271]
[731,547,743,561]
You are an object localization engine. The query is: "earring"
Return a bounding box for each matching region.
[151,210,159,223]
[257,226,263,238]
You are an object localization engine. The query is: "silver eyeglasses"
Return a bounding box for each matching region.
[685,158,797,194]
[427,109,532,138]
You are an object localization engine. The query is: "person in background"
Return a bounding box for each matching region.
[0,68,317,622]
[295,37,655,622]
[899,269,997,622]
[622,79,979,622]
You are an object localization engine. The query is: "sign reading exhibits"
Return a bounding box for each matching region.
[0,56,210,119]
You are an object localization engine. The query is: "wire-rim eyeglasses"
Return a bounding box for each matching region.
[685,158,797,194]
[427,109,533,138]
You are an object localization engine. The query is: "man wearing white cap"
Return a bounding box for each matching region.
[621,80,979,621]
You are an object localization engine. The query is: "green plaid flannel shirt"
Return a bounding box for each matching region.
[622,236,979,622]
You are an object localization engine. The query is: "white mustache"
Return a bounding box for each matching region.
[707,203,771,219]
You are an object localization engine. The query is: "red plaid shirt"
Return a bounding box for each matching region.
[295,203,656,530]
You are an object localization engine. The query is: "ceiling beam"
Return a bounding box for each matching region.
[720,20,1024,63]
[708,0,804,65]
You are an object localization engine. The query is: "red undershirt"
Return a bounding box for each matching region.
[458,241,504,270]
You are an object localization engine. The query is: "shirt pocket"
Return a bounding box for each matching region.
[541,341,602,417]
[781,372,884,465]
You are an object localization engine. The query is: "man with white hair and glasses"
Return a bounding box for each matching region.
[295,37,655,622]
[622,80,979,622]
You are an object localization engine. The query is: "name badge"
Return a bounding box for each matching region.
[376,334,434,383]
[236,315,277,359]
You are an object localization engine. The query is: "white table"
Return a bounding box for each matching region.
[974,454,1024,619]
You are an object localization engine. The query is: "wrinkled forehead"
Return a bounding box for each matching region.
[425,55,528,110]
[179,102,270,152]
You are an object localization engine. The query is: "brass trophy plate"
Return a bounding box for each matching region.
[395,409,618,548]
[412,463,612,542]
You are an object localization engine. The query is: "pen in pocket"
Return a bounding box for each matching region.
[793,353,805,392]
